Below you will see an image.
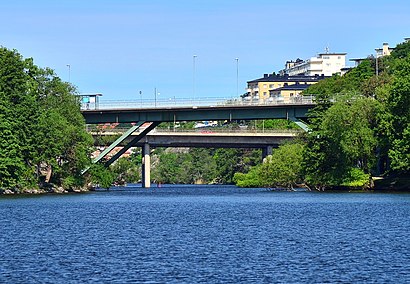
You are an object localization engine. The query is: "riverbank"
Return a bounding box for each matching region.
[1,177,409,195]
[0,184,92,195]
[373,175,410,191]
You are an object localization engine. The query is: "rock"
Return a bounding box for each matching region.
[51,186,65,194]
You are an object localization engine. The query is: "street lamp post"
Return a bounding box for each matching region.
[139,91,142,108]
[66,64,71,82]
[375,49,379,76]
[154,88,160,107]
[193,55,197,104]
[235,58,239,97]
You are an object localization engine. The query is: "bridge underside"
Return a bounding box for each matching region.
[95,134,294,148]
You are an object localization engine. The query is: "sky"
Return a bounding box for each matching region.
[1,0,410,102]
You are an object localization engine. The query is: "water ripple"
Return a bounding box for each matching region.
[1,186,409,283]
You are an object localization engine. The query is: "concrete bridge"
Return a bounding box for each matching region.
[92,128,300,157]
[81,98,314,187]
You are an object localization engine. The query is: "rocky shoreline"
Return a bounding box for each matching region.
[1,177,409,195]
[1,184,93,195]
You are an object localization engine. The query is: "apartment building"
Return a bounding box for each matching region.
[269,83,312,103]
[246,74,326,102]
[281,52,347,76]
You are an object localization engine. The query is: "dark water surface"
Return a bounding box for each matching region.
[1,185,409,283]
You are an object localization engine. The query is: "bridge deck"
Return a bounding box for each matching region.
[82,103,314,124]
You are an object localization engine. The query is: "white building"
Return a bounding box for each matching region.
[281,53,347,76]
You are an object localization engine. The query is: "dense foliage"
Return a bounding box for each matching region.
[233,143,304,188]
[0,47,93,193]
[234,40,410,190]
[150,148,261,185]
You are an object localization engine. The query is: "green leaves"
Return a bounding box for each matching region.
[303,97,379,189]
[0,46,93,192]
[150,148,260,185]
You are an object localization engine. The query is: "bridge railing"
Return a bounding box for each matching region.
[80,95,315,110]
[87,126,303,135]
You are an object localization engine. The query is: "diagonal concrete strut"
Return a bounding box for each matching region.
[92,121,145,164]
[104,121,160,167]
[288,116,309,132]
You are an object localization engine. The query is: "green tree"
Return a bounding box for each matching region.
[259,143,304,189]
[233,167,263,188]
[302,96,379,189]
[384,58,410,173]
[153,151,182,184]
[0,47,93,193]
[89,163,114,189]
[110,154,141,184]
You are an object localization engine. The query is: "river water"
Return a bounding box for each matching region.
[1,185,409,283]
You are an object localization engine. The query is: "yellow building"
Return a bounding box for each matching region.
[246,74,326,101]
[269,83,311,103]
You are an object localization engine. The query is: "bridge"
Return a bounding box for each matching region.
[81,97,315,187]
[92,128,300,159]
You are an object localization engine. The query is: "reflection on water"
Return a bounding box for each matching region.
[1,185,409,283]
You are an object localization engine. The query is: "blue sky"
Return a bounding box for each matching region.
[1,0,410,101]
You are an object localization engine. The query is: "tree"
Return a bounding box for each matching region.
[384,58,410,173]
[0,47,93,193]
[233,143,304,189]
[259,143,304,188]
[302,96,379,189]
[110,154,141,184]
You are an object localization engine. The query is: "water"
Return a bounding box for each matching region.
[1,185,409,283]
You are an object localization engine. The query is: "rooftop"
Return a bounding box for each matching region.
[248,74,327,84]
[318,52,347,56]
[270,83,311,92]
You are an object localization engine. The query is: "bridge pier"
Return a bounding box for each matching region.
[142,143,151,188]
[262,145,274,160]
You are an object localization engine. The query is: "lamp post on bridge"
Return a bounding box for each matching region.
[193,55,197,104]
[139,90,142,108]
[154,88,160,107]
[235,58,239,97]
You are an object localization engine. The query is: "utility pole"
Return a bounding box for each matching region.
[235,58,239,97]
[67,64,71,82]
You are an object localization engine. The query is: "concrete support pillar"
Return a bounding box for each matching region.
[262,145,274,160]
[142,143,151,188]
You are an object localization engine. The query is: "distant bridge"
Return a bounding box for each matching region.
[81,97,314,187]
[92,128,300,156]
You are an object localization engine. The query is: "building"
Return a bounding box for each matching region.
[280,52,347,76]
[269,83,312,103]
[375,42,394,57]
[246,74,326,102]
